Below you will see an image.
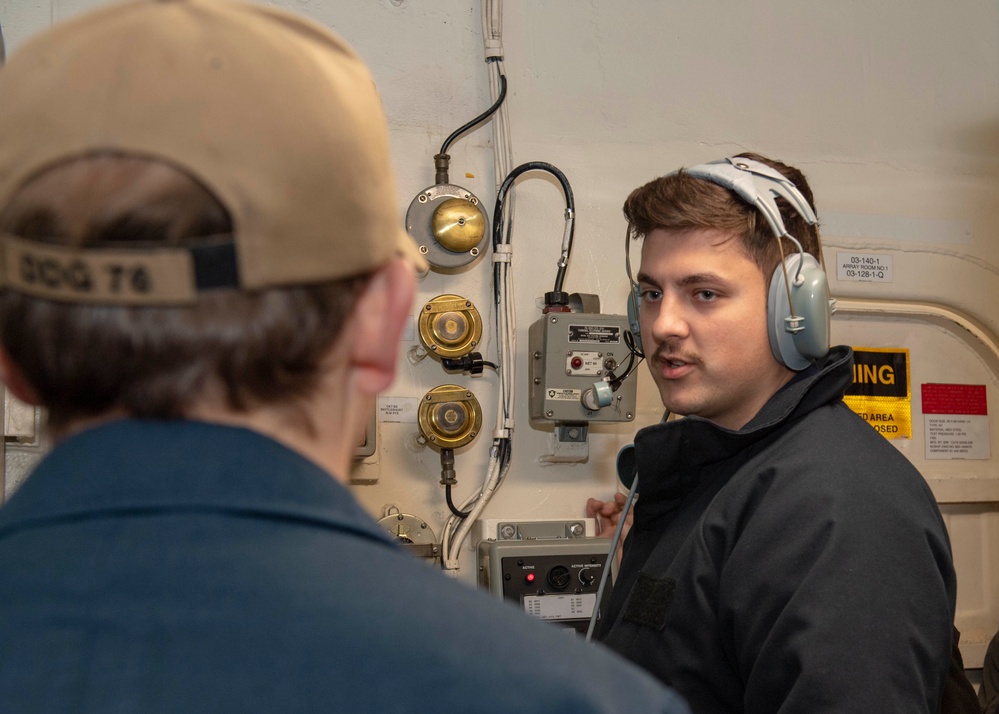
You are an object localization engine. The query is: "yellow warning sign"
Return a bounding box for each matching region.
[842,347,912,440]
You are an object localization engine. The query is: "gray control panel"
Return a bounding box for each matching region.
[528,312,637,424]
[477,537,612,634]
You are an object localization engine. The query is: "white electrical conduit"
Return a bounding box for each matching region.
[441,0,513,573]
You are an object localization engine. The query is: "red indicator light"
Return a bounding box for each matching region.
[571,357,583,369]
[525,572,536,583]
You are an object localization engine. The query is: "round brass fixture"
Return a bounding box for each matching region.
[405,184,489,272]
[377,509,439,562]
[431,198,485,253]
[418,385,482,451]
[418,294,483,359]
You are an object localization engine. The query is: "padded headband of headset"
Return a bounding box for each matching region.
[684,157,818,237]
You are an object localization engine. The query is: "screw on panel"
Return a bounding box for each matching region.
[419,245,429,254]
[546,410,554,417]
[550,316,558,324]
[418,194,428,203]
[470,247,479,256]
[533,351,541,360]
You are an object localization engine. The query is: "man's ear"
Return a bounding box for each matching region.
[0,346,41,405]
[344,257,417,396]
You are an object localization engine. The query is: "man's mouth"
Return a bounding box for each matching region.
[655,352,695,378]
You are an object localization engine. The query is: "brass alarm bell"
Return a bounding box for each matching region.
[406,184,489,272]
[432,198,485,253]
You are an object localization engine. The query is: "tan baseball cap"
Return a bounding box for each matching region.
[0,0,426,304]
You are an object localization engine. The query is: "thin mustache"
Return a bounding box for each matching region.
[653,343,698,365]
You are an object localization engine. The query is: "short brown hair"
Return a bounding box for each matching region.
[0,154,369,431]
[623,152,821,281]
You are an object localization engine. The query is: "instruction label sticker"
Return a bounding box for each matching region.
[568,324,621,344]
[843,347,911,439]
[922,383,990,460]
[377,396,419,423]
[546,388,581,402]
[836,252,893,283]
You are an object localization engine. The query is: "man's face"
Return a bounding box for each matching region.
[637,227,794,431]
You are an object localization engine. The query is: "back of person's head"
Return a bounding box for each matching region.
[0,0,424,431]
[622,152,821,284]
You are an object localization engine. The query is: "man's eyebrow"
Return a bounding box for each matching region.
[635,271,658,287]
[636,271,728,286]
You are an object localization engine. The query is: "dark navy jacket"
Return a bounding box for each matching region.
[597,346,955,713]
[0,419,689,714]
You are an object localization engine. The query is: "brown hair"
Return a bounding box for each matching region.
[0,154,369,431]
[623,152,822,281]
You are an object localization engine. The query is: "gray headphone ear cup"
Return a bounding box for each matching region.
[767,253,831,370]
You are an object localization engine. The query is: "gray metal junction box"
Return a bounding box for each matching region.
[528,312,637,424]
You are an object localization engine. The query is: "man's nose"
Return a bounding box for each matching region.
[645,293,690,342]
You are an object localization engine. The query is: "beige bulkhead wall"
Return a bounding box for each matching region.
[1,0,998,670]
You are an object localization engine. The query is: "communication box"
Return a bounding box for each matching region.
[477,537,612,634]
[528,312,637,424]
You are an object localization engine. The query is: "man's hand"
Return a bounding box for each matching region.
[586,492,632,566]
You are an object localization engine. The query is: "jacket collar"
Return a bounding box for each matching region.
[632,345,854,504]
[0,418,393,547]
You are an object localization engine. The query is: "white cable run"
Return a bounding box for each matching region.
[441,0,514,572]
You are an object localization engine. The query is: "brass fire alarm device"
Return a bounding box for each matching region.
[418,294,483,360]
[417,385,483,451]
[406,185,489,272]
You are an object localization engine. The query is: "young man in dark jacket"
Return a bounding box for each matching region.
[588,154,957,713]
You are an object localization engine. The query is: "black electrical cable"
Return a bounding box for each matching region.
[445,437,509,520]
[492,161,575,296]
[608,346,643,392]
[446,483,471,518]
[439,73,508,157]
[624,328,644,360]
[497,437,512,476]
